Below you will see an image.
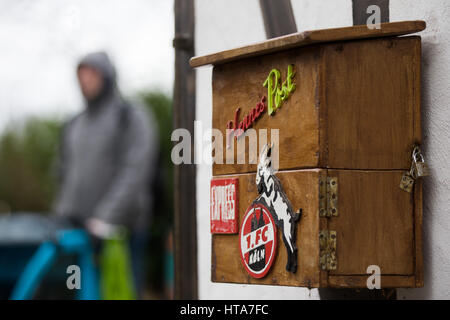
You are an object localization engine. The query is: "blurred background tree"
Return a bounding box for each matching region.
[139,90,174,298]
[0,118,61,213]
[0,89,174,298]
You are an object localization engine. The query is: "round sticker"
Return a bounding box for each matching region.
[239,202,277,278]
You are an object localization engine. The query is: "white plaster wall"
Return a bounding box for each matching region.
[195,0,450,299]
[389,0,450,300]
[291,0,352,31]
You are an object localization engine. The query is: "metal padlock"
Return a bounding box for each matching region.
[413,147,430,177]
[399,170,415,193]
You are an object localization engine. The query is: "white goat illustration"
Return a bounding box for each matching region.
[254,143,302,273]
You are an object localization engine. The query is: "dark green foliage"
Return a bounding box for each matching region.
[139,91,174,294]
[140,90,174,228]
[0,118,62,213]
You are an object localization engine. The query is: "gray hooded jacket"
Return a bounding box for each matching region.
[53,52,158,231]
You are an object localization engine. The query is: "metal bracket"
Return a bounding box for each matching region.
[173,33,194,50]
[319,230,337,271]
[319,176,338,217]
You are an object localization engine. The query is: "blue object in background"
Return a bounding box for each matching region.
[10,229,99,300]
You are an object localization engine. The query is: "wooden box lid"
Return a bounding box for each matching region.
[190,20,425,67]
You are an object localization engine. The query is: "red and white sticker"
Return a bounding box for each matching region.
[210,178,239,234]
[239,202,277,278]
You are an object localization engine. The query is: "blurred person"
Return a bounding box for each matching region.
[53,51,158,298]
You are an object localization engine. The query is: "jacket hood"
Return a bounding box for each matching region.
[78,51,119,108]
[78,51,116,83]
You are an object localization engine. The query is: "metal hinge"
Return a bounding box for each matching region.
[319,230,337,271]
[319,176,338,217]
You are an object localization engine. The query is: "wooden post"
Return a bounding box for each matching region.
[352,0,389,26]
[173,0,197,300]
[259,0,297,38]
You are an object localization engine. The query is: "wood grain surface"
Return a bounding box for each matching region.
[324,36,421,169]
[212,36,421,175]
[211,170,322,287]
[327,170,415,276]
[328,275,415,288]
[212,45,320,176]
[211,169,421,288]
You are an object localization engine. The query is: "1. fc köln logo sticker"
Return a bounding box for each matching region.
[239,143,302,278]
[239,201,277,278]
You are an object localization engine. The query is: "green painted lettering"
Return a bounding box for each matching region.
[263,64,296,116]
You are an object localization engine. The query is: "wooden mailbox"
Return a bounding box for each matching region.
[191,21,426,288]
